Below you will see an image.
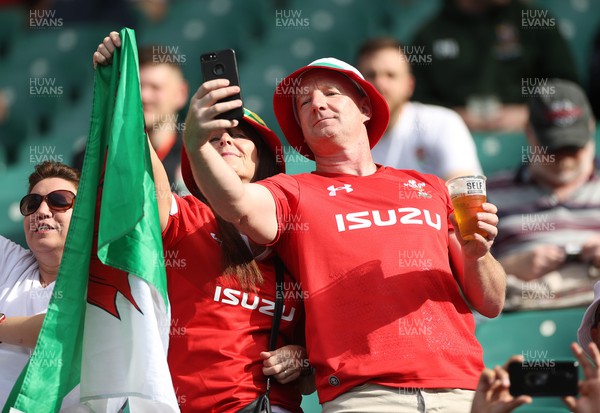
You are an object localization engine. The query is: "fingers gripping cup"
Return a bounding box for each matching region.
[445,175,487,241]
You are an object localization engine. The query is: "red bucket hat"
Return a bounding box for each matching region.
[273,57,390,160]
[181,108,285,198]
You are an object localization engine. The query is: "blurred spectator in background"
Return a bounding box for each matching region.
[129,0,171,23]
[487,79,599,311]
[411,0,579,133]
[75,44,188,194]
[357,37,482,180]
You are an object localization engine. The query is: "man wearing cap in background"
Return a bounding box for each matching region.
[487,79,600,311]
[183,57,506,412]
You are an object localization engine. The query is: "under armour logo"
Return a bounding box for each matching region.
[327,184,353,196]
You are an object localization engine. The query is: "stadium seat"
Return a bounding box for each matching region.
[0,25,97,163]
[0,141,6,174]
[383,0,442,43]
[476,123,599,178]
[273,0,381,61]
[18,133,82,170]
[136,0,273,87]
[0,160,32,248]
[0,70,41,163]
[476,307,587,412]
[472,132,527,177]
[0,6,26,61]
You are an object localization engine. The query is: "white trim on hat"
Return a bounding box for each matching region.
[308,58,366,80]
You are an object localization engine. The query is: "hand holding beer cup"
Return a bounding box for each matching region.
[446,176,489,241]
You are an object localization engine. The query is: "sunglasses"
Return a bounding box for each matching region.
[20,190,76,216]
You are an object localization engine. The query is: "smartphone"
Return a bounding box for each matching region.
[508,360,579,397]
[200,49,244,121]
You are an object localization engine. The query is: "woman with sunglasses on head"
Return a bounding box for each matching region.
[0,161,80,407]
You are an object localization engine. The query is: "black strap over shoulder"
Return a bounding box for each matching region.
[268,254,285,352]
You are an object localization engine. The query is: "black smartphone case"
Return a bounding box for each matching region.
[201,49,244,121]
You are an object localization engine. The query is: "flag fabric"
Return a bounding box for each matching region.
[4,28,179,413]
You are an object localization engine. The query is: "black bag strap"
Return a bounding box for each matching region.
[263,254,285,400]
[268,254,285,351]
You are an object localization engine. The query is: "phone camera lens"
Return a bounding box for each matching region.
[213,63,225,76]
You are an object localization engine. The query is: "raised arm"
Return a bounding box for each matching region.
[182,80,278,244]
[148,135,172,231]
[449,202,506,318]
[93,31,171,231]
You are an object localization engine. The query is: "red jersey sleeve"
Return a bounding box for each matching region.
[162,194,215,248]
[256,174,301,246]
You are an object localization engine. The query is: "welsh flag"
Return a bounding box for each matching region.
[3,28,179,413]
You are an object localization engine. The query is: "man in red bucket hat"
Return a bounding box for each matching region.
[183,56,506,412]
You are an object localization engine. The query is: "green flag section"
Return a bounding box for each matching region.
[4,28,178,413]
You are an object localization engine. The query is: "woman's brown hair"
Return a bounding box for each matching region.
[28,161,81,193]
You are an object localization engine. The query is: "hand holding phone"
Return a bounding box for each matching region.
[509,360,579,397]
[200,49,244,121]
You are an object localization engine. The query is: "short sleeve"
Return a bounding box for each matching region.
[256,174,301,246]
[162,194,214,248]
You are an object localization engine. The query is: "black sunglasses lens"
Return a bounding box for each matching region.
[20,194,42,216]
[47,191,73,209]
[19,190,75,216]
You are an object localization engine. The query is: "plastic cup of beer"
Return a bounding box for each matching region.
[445,175,487,241]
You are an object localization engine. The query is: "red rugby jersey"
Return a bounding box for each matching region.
[258,166,483,403]
[163,195,304,413]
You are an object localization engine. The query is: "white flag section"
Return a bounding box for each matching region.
[80,275,179,413]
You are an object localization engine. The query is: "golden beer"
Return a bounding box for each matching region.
[445,175,487,241]
[450,194,486,240]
